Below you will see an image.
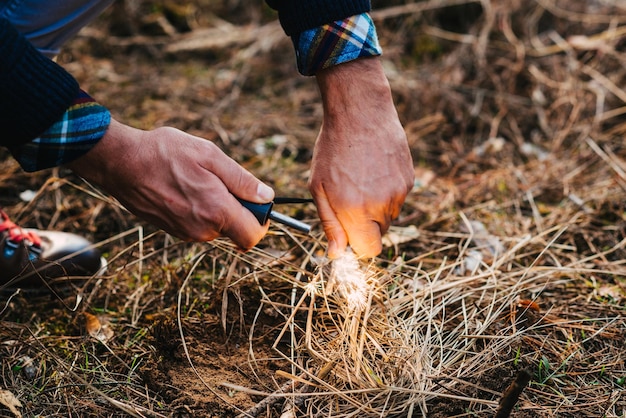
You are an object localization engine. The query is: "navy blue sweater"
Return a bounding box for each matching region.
[266,0,370,35]
[0,18,79,146]
[0,1,371,147]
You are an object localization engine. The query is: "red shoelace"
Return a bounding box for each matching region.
[0,211,42,247]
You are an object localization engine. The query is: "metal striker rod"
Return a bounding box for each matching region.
[236,198,313,234]
[268,211,312,234]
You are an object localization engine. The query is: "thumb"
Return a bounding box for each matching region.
[314,191,348,259]
[209,149,274,203]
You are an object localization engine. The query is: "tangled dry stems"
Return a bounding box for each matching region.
[246,206,624,417]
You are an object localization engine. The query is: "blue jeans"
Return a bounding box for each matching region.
[0,0,113,57]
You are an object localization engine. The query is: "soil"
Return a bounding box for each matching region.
[140,276,294,417]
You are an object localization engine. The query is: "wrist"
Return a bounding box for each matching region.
[316,57,394,117]
[66,119,140,186]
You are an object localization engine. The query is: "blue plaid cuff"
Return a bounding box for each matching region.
[9,90,110,172]
[293,13,382,76]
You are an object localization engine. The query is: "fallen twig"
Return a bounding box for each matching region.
[494,369,532,418]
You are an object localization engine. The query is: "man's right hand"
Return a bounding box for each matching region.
[67,118,275,250]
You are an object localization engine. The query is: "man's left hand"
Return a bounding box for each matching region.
[311,57,414,259]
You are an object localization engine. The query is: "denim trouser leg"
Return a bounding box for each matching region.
[0,0,113,57]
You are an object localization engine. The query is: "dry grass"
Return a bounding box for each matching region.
[244,195,625,417]
[1,0,626,417]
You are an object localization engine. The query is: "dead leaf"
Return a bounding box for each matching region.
[461,220,505,261]
[463,249,483,275]
[597,284,624,301]
[382,225,420,247]
[0,389,22,418]
[84,312,114,343]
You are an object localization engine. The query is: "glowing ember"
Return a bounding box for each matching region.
[331,248,369,310]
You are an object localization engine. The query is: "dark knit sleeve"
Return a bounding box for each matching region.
[265,0,371,36]
[0,18,80,147]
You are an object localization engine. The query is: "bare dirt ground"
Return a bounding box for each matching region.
[1,1,625,417]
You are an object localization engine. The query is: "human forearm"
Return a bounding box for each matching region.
[311,57,414,258]
[315,57,394,120]
[266,0,414,258]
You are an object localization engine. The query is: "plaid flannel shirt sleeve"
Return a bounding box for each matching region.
[8,90,110,172]
[7,13,379,171]
[292,12,382,76]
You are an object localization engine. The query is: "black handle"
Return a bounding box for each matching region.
[237,197,313,233]
[236,198,274,225]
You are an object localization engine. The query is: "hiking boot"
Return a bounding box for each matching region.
[0,210,105,290]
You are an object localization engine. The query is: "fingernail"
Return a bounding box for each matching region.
[257,183,274,202]
[327,241,339,259]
